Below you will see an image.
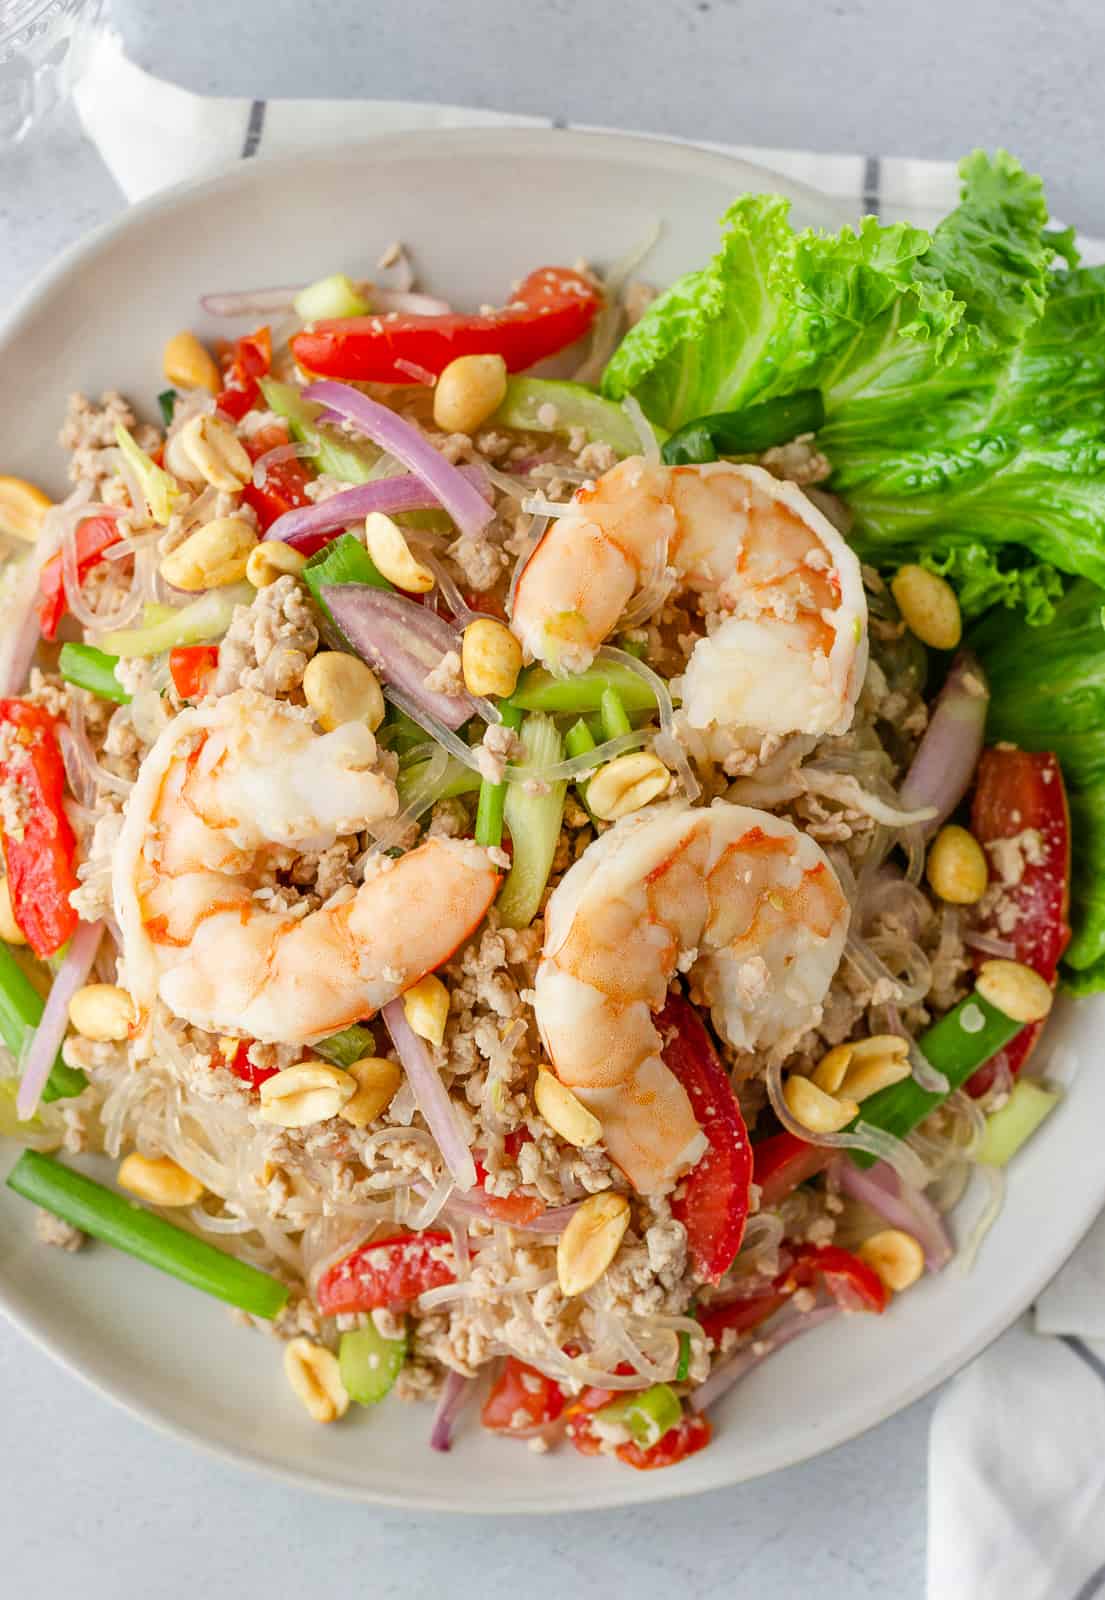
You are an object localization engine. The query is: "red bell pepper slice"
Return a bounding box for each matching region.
[216,326,272,422]
[696,1241,887,1347]
[315,1230,455,1315]
[169,645,219,701]
[241,424,313,532]
[752,1128,832,1210]
[565,1383,712,1470]
[614,1411,712,1472]
[658,992,752,1284]
[966,748,1071,1096]
[292,267,601,384]
[213,1037,279,1090]
[36,513,122,640]
[0,700,79,956]
[481,1357,566,1437]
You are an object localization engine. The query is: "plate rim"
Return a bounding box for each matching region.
[1,122,1099,1512]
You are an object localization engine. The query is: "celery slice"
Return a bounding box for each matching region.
[260,377,381,483]
[498,713,567,928]
[114,422,180,526]
[599,686,632,741]
[101,586,252,658]
[593,1384,682,1449]
[293,273,370,322]
[492,378,652,457]
[511,661,658,716]
[339,1320,408,1405]
[976,1079,1061,1166]
[475,702,524,849]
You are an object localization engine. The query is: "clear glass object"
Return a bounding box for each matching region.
[0,0,104,145]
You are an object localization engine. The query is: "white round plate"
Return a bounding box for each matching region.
[0,128,1101,1512]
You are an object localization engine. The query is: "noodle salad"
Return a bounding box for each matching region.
[5,147,1104,1469]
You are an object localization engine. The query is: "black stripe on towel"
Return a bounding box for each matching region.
[862,154,881,219]
[242,99,267,159]
[1063,1334,1105,1386]
[1073,1557,1105,1600]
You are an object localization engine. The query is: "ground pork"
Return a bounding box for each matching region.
[59,391,159,487]
[213,574,318,696]
[35,1209,85,1252]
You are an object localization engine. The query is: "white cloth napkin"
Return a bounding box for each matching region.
[71,31,1105,1597]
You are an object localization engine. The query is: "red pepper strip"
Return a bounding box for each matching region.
[36,514,122,640]
[169,646,219,702]
[0,700,79,956]
[213,1038,279,1090]
[659,992,752,1284]
[241,424,313,532]
[565,1377,712,1470]
[315,1230,455,1315]
[216,326,272,421]
[966,748,1071,1096]
[481,1357,566,1437]
[615,1412,712,1472]
[292,267,601,383]
[752,1129,832,1211]
[696,1242,887,1347]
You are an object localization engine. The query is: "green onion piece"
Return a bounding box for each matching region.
[101,585,252,658]
[114,422,181,525]
[386,706,430,757]
[491,377,652,457]
[339,1319,409,1405]
[6,1151,289,1319]
[58,643,130,704]
[593,1383,682,1449]
[599,686,632,741]
[675,1330,692,1384]
[497,713,567,929]
[157,389,178,428]
[397,755,480,811]
[976,1079,1061,1167]
[661,390,825,466]
[260,377,381,483]
[565,717,597,812]
[475,702,525,850]
[293,273,370,322]
[313,1023,376,1070]
[0,943,84,1103]
[511,660,657,717]
[848,989,1023,1168]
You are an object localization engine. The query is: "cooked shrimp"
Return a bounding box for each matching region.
[512,457,867,741]
[534,800,849,1193]
[113,689,500,1043]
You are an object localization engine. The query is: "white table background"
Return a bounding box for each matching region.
[2,1,1101,1592]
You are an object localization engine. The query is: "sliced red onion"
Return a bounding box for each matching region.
[373,288,451,317]
[17,919,104,1120]
[832,1156,954,1271]
[200,286,300,317]
[383,999,477,1192]
[303,381,494,541]
[269,466,490,550]
[434,1185,582,1235]
[0,552,46,697]
[429,1368,474,1452]
[322,584,478,731]
[898,651,989,837]
[690,1305,840,1413]
[963,928,1017,959]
